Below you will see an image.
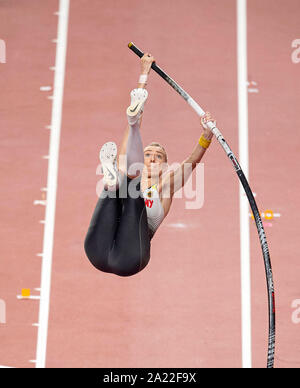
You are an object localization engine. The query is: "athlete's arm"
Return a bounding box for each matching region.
[118,54,155,173]
[161,112,215,198]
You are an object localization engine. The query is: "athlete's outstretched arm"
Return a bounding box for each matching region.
[161,112,215,197]
[118,53,155,174]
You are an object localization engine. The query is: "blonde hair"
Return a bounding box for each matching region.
[144,142,168,162]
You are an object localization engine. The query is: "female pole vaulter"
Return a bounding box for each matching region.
[84,53,216,277]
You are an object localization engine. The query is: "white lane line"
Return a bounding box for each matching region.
[237,0,252,368]
[17,295,40,300]
[40,86,52,92]
[35,0,70,369]
[0,365,15,368]
[167,223,187,229]
[33,200,47,206]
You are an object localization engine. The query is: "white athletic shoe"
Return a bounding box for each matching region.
[126,88,148,125]
[99,141,119,187]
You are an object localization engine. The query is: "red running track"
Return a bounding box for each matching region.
[0,0,299,368]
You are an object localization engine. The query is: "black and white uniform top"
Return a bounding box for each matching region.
[142,184,165,236]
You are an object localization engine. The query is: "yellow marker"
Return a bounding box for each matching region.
[264,210,274,220]
[251,209,274,220]
[21,289,30,298]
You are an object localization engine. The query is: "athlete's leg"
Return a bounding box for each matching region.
[126,89,148,178]
[118,88,148,179]
[84,190,122,273]
[108,176,151,277]
[84,142,125,272]
[105,90,150,276]
[85,89,149,276]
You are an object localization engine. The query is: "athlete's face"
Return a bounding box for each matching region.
[143,147,167,178]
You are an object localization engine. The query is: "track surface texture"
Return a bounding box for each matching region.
[0,0,299,368]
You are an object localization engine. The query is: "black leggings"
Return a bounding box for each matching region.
[84,176,152,277]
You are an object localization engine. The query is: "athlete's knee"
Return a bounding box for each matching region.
[111,263,142,277]
[85,250,111,273]
[89,256,111,273]
[110,250,150,277]
[84,235,110,273]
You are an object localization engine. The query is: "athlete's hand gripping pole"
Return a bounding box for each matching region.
[128,43,223,139]
[128,42,275,369]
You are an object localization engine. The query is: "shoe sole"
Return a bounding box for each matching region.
[127,89,148,123]
[130,88,148,106]
[99,142,118,186]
